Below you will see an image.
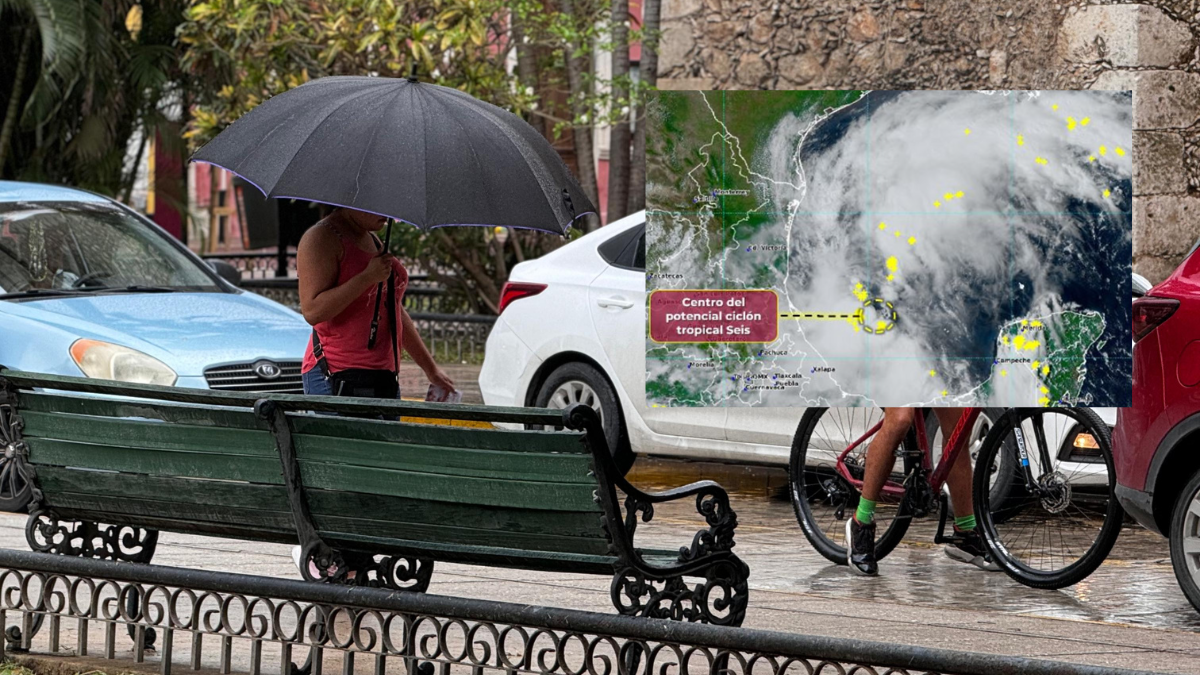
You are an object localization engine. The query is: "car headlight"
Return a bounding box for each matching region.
[69,339,177,386]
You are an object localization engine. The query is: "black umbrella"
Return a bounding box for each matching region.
[191,74,596,348]
[191,75,594,233]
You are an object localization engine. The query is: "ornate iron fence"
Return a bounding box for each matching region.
[201,253,297,280]
[0,549,1165,675]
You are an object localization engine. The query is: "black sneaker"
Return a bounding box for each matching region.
[845,518,878,576]
[944,528,1000,571]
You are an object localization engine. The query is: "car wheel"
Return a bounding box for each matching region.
[534,362,631,472]
[927,407,1023,517]
[1170,470,1200,614]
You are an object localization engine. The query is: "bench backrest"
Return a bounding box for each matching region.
[2,370,618,573]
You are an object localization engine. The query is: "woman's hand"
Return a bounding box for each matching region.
[426,366,456,393]
[359,253,395,286]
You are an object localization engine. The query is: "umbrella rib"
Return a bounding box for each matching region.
[443,96,561,229]
[430,93,500,228]
[350,86,410,203]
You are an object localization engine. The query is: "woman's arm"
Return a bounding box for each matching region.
[400,306,456,391]
[297,224,392,325]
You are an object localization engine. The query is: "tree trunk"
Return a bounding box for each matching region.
[511,13,543,137]
[0,27,33,178]
[560,0,601,230]
[627,0,659,214]
[606,0,631,224]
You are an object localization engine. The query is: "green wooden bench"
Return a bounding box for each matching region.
[0,369,750,626]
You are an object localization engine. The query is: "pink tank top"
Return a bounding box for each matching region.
[301,235,408,374]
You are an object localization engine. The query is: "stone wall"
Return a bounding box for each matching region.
[657,0,1200,283]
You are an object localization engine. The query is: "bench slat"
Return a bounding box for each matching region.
[22,411,276,457]
[3,369,566,426]
[36,468,609,542]
[294,435,594,484]
[27,439,284,484]
[298,462,599,512]
[322,530,619,574]
[290,415,586,454]
[20,391,264,429]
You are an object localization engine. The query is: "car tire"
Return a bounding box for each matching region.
[1170,469,1200,614]
[927,407,1024,519]
[533,362,632,473]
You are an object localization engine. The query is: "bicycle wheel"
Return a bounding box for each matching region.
[973,407,1121,589]
[788,407,917,566]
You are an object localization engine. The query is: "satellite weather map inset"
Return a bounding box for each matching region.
[645,90,1132,407]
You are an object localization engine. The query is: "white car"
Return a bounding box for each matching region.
[479,211,1115,486]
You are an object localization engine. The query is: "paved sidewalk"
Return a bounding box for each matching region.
[1,465,1197,673]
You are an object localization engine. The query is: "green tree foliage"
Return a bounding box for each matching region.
[0,0,187,197]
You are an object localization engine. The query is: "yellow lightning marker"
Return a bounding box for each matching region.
[941,389,949,397]
[1103,188,1111,199]
[1000,369,1008,377]
[934,201,942,208]
[964,128,971,136]
[1017,135,1025,146]
[929,370,937,377]
[1038,397,1051,407]
[1081,117,1091,126]
[1051,104,1059,111]
[1067,117,1077,131]
[1041,364,1050,375]
[955,191,964,198]
[1024,339,1041,351]
[908,236,916,245]
[1115,147,1126,156]
[1099,145,1108,156]
[1035,157,1048,166]
[1013,335,1026,350]
[879,222,887,230]
[1040,386,1050,394]
[1088,155,1097,162]
[894,230,901,237]
[1032,360,1041,370]
[1030,320,1042,327]
[886,256,898,272]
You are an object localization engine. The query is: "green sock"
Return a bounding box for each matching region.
[955,514,977,531]
[855,498,877,524]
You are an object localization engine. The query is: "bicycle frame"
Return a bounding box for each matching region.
[833,408,983,501]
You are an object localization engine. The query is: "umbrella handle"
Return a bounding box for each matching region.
[367,220,395,350]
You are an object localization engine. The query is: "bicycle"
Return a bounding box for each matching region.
[788,407,1122,589]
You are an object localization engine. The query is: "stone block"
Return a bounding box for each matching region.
[1059,4,1192,67]
[735,52,770,87]
[662,0,702,19]
[1135,70,1200,130]
[659,21,695,72]
[778,52,823,85]
[847,10,881,42]
[1134,130,1187,195]
[656,76,715,91]
[1134,195,1200,259]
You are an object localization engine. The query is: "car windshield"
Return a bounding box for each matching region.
[0,200,218,296]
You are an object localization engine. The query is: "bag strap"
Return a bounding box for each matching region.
[371,233,400,374]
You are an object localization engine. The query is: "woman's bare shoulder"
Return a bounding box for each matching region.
[299,219,342,252]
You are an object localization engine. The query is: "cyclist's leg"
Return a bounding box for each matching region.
[859,407,915,509]
[936,408,974,522]
[936,407,998,571]
[848,407,914,575]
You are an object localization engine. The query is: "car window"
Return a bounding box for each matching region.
[0,201,218,295]
[597,224,640,268]
[633,231,645,270]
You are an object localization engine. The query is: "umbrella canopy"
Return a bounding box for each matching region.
[190,75,594,235]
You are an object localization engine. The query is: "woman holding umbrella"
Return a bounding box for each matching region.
[296,206,455,399]
[191,73,595,403]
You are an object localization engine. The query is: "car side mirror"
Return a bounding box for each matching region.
[209,260,243,287]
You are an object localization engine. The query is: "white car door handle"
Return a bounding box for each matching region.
[597,296,634,309]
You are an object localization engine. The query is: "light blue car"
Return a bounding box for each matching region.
[0,181,311,508]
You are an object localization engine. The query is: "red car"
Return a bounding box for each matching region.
[1116,253,1200,610]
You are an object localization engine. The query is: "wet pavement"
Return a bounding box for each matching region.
[3,457,1199,673]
